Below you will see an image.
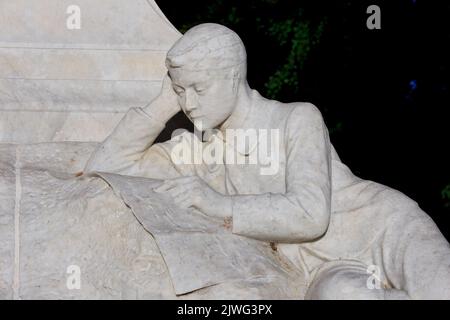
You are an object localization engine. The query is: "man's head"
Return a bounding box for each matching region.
[166,23,247,130]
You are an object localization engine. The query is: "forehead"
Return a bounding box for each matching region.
[168,67,230,87]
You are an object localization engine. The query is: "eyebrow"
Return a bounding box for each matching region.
[172,79,209,90]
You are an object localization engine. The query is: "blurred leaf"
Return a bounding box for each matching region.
[263,15,326,98]
[442,184,450,208]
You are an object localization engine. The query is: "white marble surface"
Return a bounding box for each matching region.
[2,1,450,299]
[97,172,304,296]
[0,144,15,299]
[0,142,176,299]
[0,0,181,143]
[0,142,306,299]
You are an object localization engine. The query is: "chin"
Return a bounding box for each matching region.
[191,118,217,131]
[193,122,213,131]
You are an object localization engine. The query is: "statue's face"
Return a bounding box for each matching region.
[168,67,238,130]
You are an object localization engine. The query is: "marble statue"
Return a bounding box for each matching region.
[83,23,450,299]
[0,1,305,300]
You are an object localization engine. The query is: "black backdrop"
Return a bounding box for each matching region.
[155,0,450,240]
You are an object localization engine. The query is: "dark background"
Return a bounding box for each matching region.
[155,0,450,239]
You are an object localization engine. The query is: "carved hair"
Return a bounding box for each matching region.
[166,23,247,78]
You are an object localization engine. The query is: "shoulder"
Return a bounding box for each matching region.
[255,94,321,121]
[287,102,324,123]
[248,91,326,131]
[267,101,325,134]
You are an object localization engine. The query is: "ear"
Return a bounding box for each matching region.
[232,68,240,92]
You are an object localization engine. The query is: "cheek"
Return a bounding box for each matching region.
[222,87,238,111]
[203,85,234,106]
[196,82,236,115]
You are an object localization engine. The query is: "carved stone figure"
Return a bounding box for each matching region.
[84,23,450,299]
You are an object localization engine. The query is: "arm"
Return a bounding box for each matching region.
[156,103,332,242]
[231,103,332,243]
[83,74,181,178]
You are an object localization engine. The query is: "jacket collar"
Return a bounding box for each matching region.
[204,90,264,156]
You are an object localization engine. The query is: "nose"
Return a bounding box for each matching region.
[184,89,198,112]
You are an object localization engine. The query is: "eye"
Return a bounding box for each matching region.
[195,87,206,94]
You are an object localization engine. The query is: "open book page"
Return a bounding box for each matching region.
[95,172,299,295]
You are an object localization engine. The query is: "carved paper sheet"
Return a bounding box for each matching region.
[96,172,298,295]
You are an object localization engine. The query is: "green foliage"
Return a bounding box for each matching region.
[329,121,344,135]
[173,1,327,101]
[263,15,326,98]
[159,0,339,136]
[442,184,450,208]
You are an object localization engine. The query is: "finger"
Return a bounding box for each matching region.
[178,198,194,209]
[173,193,194,209]
[171,175,198,184]
[174,191,192,203]
[153,180,176,193]
[173,186,205,209]
[167,185,189,198]
[154,176,200,193]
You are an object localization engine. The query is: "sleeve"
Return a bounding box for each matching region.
[231,103,332,243]
[83,106,186,179]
